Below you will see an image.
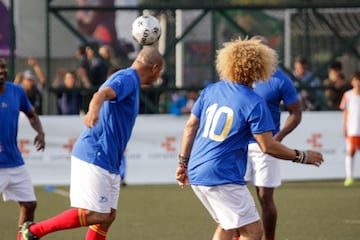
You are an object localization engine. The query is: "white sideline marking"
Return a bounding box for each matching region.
[343,219,360,224]
[52,189,70,198]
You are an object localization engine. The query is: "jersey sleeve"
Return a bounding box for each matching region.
[103,72,136,102]
[19,86,33,114]
[191,88,206,118]
[248,100,275,134]
[279,71,299,106]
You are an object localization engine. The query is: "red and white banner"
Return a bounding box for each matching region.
[18,112,357,185]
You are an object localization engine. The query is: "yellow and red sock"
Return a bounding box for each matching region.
[30,208,88,238]
[86,224,108,240]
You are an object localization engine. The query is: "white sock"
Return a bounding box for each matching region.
[345,155,353,180]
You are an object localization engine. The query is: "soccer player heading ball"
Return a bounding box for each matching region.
[21,46,163,240]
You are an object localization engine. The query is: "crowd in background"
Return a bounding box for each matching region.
[13,42,122,115]
[10,47,355,116]
[5,0,355,115]
[293,56,352,111]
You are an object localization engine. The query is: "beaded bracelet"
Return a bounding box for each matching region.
[293,149,308,164]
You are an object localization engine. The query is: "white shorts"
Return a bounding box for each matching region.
[0,165,36,202]
[70,156,121,213]
[245,143,281,188]
[191,184,260,230]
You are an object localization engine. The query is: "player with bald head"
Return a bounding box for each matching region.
[21,46,164,240]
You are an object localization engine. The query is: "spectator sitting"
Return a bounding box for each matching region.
[14,57,46,114]
[80,42,109,113]
[323,61,351,110]
[181,90,199,114]
[52,70,83,115]
[76,44,90,75]
[27,57,46,88]
[293,56,322,88]
[99,44,119,68]
[169,90,199,115]
[15,69,43,114]
[293,56,322,110]
[85,42,109,88]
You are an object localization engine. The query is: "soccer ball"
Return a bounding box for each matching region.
[131,15,161,46]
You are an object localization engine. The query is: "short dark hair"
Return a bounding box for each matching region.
[351,71,360,81]
[77,45,86,55]
[294,56,308,65]
[329,61,342,71]
[86,42,99,52]
[339,72,345,79]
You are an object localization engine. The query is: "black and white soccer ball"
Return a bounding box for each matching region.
[131,15,161,46]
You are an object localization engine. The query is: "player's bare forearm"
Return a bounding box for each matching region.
[255,132,295,159]
[88,87,117,112]
[84,93,104,128]
[254,131,324,167]
[88,92,106,113]
[85,87,117,128]
[177,114,198,189]
[275,101,302,141]
[274,115,301,141]
[180,114,199,157]
[26,108,45,151]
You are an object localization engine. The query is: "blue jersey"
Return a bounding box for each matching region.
[249,68,299,143]
[188,81,275,186]
[0,82,32,168]
[72,68,140,174]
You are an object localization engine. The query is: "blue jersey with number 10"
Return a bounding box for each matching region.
[188,81,275,186]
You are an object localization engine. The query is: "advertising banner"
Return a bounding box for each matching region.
[18,112,357,185]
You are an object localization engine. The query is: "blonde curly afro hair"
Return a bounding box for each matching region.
[216,37,278,86]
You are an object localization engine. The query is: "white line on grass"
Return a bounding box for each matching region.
[343,219,360,224]
[52,189,70,198]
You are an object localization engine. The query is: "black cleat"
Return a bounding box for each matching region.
[21,221,39,240]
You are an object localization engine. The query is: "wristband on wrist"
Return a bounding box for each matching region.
[178,163,187,169]
[301,151,308,164]
[293,149,301,163]
[178,154,189,167]
[293,149,308,164]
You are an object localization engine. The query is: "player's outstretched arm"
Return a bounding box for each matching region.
[254,132,324,167]
[84,86,116,128]
[26,108,45,151]
[176,114,200,188]
[274,100,302,142]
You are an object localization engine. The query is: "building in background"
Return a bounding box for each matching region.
[0,0,14,57]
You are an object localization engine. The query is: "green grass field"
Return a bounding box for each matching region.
[1,180,359,240]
